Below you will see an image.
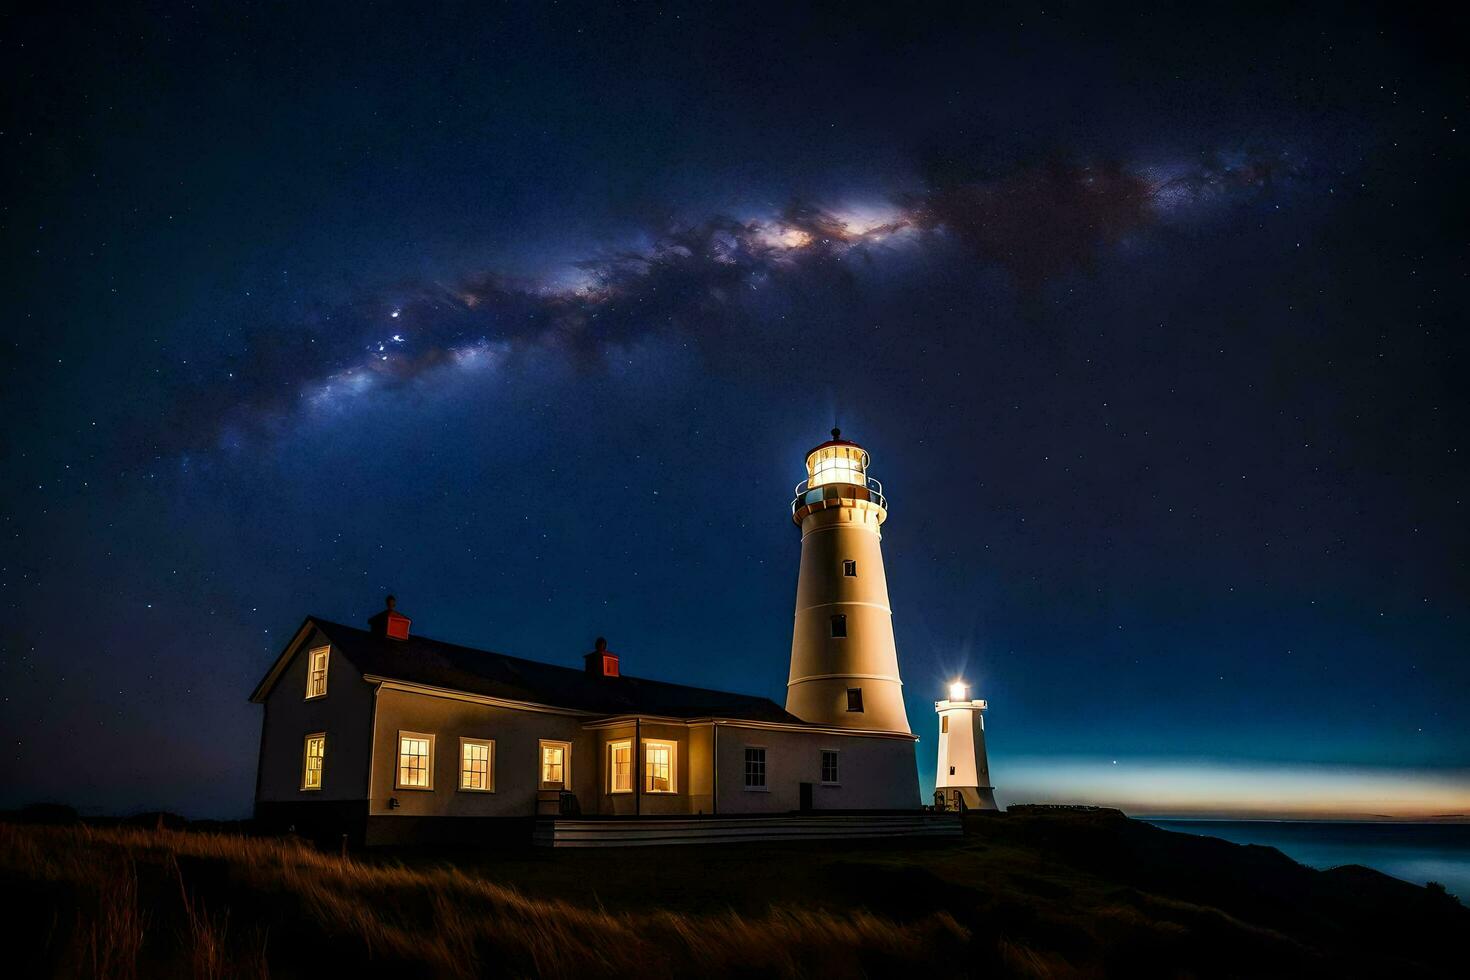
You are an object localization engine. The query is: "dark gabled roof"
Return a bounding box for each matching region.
[304,617,804,724]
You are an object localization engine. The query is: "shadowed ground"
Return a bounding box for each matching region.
[2,808,1464,977]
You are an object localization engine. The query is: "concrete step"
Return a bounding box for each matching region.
[534,813,962,848]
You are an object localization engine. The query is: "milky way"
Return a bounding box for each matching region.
[181,151,1300,449]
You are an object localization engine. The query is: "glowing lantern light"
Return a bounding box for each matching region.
[949,681,969,702]
[807,440,867,488]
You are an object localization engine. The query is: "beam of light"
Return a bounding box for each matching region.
[998,756,1470,820]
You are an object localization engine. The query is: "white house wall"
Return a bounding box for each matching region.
[714,723,919,812]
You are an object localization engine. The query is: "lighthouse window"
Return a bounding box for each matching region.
[821,750,839,784]
[846,688,864,712]
[744,747,767,789]
[942,716,949,733]
[830,614,847,637]
[843,560,857,576]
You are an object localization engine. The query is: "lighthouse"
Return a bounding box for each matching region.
[786,429,911,733]
[934,681,998,810]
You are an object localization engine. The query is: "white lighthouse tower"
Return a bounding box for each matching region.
[786,429,911,733]
[935,681,998,810]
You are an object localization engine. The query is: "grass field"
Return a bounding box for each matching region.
[2,809,1464,978]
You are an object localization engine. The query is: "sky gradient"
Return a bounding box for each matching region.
[2,3,1466,819]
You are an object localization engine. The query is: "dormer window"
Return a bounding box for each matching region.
[305,646,329,699]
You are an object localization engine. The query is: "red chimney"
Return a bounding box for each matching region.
[368,595,412,640]
[583,637,619,677]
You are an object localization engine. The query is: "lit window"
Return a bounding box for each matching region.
[460,738,494,792]
[843,560,857,577]
[846,688,864,712]
[744,747,766,788]
[608,740,632,793]
[301,733,325,790]
[645,740,676,793]
[821,750,839,784]
[540,740,571,790]
[396,732,434,789]
[830,614,847,638]
[941,716,949,733]
[305,646,329,699]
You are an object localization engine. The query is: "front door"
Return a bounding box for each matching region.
[799,782,813,812]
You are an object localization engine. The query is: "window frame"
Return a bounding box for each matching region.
[395,730,435,791]
[539,739,572,791]
[304,645,330,700]
[743,746,768,791]
[820,749,840,786]
[643,739,678,794]
[941,715,949,733]
[458,737,495,793]
[301,732,326,791]
[607,739,633,794]
[842,559,857,577]
[830,614,847,638]
[846,687,864,712]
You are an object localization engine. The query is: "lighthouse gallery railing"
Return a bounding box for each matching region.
[790,476,887,516]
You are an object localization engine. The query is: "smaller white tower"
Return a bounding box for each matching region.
[935,681,998,811]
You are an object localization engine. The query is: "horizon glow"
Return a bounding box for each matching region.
[998,757,1470,820]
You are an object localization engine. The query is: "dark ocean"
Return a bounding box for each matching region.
[1146,820,1470,901]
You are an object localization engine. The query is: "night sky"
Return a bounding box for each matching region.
[3,4,1466,820]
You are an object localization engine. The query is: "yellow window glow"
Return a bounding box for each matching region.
[302,734,325,790]
[397,734,433,789]
[807,445,866,488]
[644,740,676,793]
[609,740,632,793]
[540,741,569,789]
[460,739,493,791]
[306,646,329,699]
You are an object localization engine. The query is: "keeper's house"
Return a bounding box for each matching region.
[250,431,922,845]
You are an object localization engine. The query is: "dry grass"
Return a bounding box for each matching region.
[11,813,1460,977]
[0,823,971,978]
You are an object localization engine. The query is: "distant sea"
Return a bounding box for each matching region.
[1146,820,1470,901]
